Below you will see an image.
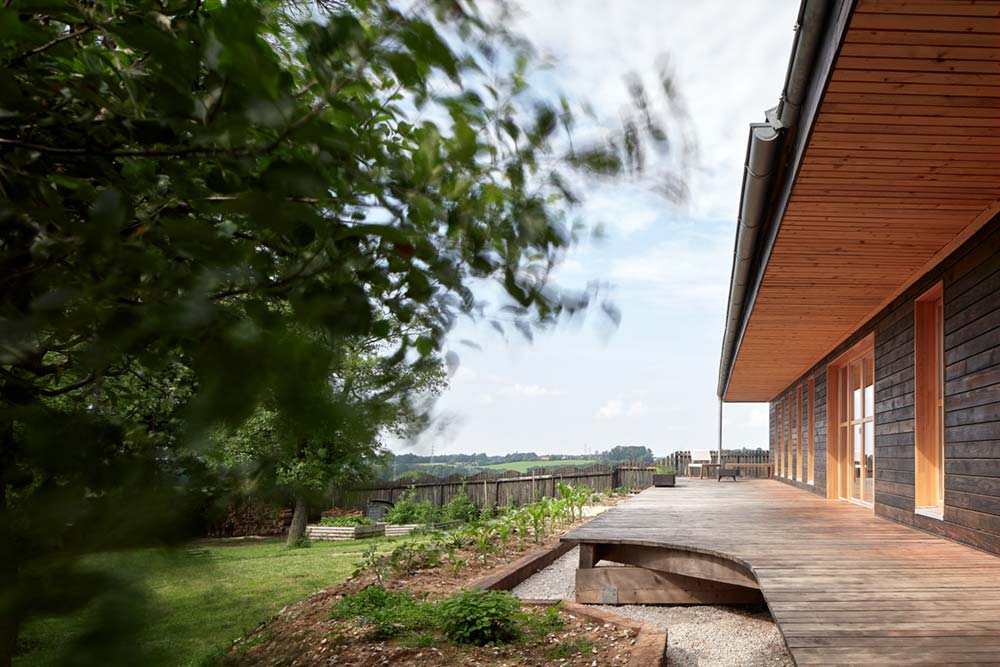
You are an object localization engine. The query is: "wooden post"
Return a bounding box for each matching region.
[579,543,599,569]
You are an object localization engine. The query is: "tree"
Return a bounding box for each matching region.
[0,0,680,663]
[601,446,655,464]
[212,327,447,545]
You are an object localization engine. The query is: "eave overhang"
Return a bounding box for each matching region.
[719,0,1000,403]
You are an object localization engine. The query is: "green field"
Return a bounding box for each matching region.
[480,458,598,472]
[14,536,417,667]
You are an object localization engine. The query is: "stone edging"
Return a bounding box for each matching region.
[470,542,667,667]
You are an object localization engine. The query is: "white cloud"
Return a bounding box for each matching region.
[598,399,623,418]
[598,399,649,419]
[581,185,664,236]
[452,366,479,382]
[609,233,731,306]
[627,400,649,417]
[504,383,565,398]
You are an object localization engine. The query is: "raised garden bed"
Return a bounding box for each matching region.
[382,519,463,537]
[305,524,384,540]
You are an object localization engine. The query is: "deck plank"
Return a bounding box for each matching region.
[562,481,1000,666]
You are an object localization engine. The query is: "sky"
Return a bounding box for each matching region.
[398,0,802,459]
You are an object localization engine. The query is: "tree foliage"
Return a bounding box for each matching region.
[0,0,680,663]
[600,445,655,464]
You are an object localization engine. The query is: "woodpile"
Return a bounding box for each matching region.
[208,498,289,537]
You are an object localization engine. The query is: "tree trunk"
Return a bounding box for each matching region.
[1,420,17,667]
[286,496,308,546]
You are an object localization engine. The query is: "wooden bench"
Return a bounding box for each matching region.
[700,462,773,480]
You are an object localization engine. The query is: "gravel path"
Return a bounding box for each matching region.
[512,547,793,667]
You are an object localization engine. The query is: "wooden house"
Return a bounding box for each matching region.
[718,0,1000,554]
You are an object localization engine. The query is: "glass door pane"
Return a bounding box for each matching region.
[864,356,875,419]
[840,426,849,499]
[852,423,862,501]
[864,420,875,503]
[852,361,863,421]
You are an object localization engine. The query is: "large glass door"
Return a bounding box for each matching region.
[837,348,875,505]
[840,351,875,505]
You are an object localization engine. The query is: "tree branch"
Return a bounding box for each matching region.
[39,373,96,397]
[9,25,94,67]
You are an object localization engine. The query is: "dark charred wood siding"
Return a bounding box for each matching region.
[768,213,1000,554]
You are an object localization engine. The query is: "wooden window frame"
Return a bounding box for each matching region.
[796,385,803,482]
[826,333,875,505]
[915,282,945,514]
[781,396,792,479]
[775,402,781,477]
[807,377,815,485]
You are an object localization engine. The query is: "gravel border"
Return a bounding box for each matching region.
[512,546,793,667]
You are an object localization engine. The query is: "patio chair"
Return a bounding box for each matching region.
[688,450,712,478]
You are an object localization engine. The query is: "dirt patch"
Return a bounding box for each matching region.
[237,609,638,667]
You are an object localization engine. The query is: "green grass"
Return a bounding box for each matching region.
[14,536,417,667]
[479,458,598,472]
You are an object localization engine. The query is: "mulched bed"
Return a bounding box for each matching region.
[223,502,637,666]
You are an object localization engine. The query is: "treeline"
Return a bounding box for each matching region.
[387,445,655,477]
[392,451,576,465]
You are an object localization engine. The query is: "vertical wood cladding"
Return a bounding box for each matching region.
[768,214,1000,554]
[814,371,827,492]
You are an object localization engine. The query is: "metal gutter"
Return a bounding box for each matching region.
[717,0,840,400]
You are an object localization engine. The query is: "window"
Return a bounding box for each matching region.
[828,335,875,506]
[915,282,945,516]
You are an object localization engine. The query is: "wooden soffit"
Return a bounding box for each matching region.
[725,0,1000,402]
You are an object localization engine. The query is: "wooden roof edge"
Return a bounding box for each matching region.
[719,0,858,403]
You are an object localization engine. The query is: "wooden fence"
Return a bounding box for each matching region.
[662,448,771,478]
[331,462,655,512]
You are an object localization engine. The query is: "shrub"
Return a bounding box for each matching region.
[437,589,521,645]
[655,463,676,474]
[319,515,374,527]
[442,492,479,523]
[383,492,441,525]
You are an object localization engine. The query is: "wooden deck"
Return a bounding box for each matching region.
[563,480,1000,666]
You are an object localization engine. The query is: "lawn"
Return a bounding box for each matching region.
[480,458,599,472]
[14,535,417,667]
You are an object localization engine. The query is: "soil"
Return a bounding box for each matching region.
[223,500,634,666]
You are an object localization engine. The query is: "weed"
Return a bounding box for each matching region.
[330,586,434,640]
[353,543,389,585]
[544,638,593,660]
[446,547,466,576]
[388,541,443,575]
[520,601,565,640]
[285,536,312,549]
[401,632,438,648]
[437,589,521,646]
